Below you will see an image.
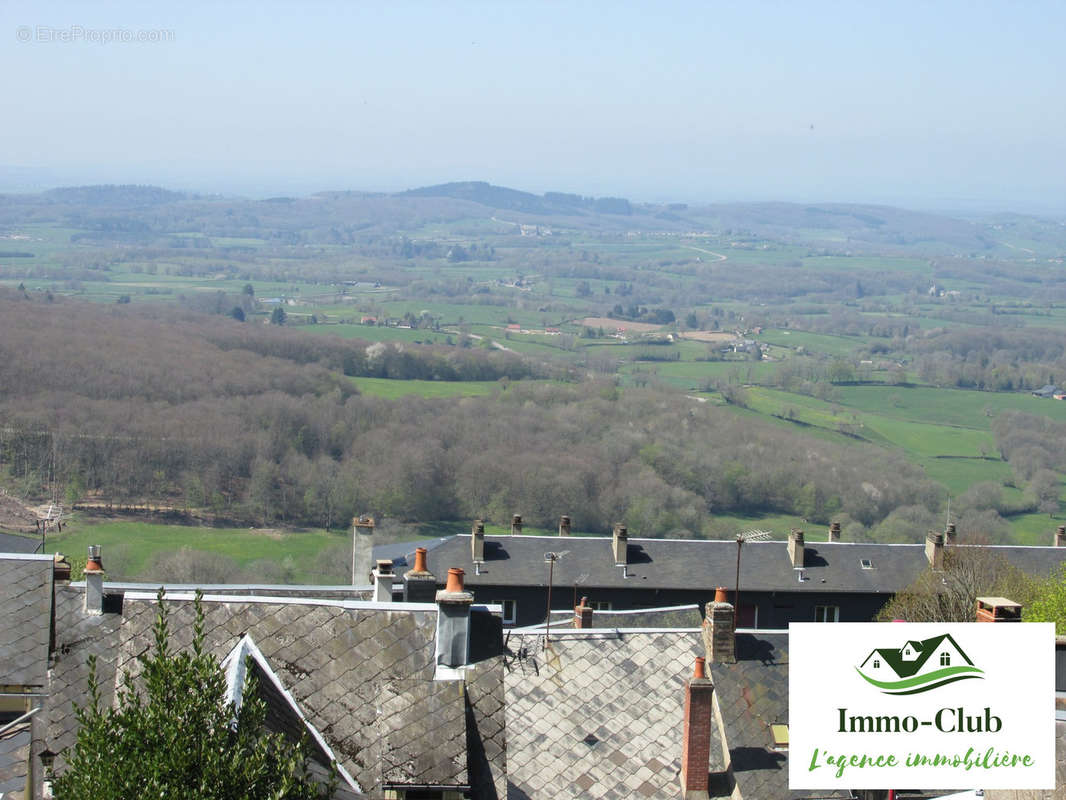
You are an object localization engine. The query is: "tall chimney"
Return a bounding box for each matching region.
[403,547,437,603]
[945,522,957,544]
[84,545,104,615]
[351,515,375,586]
[611,523,628,566]
[787,529,805,568]
[436,567,474,668]
[574,596,593,628]
[827,521,841,543]
[53,552,71,583]
[471,520,485,563]
[558,515,571,537]
[372,559,394,602]
[702,598,735,664]
[925,531,944,570]
[510,514,523,536]
[1056,526,1066,547]
[680,656,715,799]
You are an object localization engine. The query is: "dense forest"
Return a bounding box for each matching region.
[0,292,953,539]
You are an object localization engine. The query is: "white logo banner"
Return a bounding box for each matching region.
[789,622,1055,790]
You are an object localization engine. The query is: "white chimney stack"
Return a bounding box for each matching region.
[372,560,394,602]
[84,545,104,615]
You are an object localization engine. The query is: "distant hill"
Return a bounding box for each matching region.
[399,181,632,217]
[682,201,996,251]
[43,185,186,206]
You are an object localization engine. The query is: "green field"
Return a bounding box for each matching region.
[350,376,504,398]
[44,520,348,584]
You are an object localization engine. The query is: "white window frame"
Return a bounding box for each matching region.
[814,604,840,623]
[492,599,517,625]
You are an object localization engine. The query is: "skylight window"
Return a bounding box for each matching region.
[860,558,874,570]
[771,724,789,750]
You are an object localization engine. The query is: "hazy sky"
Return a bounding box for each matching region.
[3,1,1064,213]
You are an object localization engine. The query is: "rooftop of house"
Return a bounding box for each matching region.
[503,629,726,800]
[423,533,1066,594]
[40,584,507,799]
[0,532,41,554]
[0,554,54,689]
[711,632,852,800]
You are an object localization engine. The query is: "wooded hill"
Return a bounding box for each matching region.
[0,292,943,537]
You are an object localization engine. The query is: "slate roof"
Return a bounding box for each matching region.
[43,584,123,767]
[0,555,53,688]
[41,589,508,799]
[710,633,853,800]
[504,630,728,800]
[0,723,31,799]
[372,537,450,570]
[425,534,1066,594]
[0,532,41,554]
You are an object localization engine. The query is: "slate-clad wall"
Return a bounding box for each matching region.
[462,584,892,628]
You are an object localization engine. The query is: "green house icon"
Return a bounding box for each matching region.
[857,634,984,695]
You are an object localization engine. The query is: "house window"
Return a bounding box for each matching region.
[860,558,874,570]
[873,659,880,668]
[587,600,612,611]
[814,605,839,623]
[492,599,517,625]
[940,652,950,666]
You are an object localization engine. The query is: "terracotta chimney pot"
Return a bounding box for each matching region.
[444,567,465,593]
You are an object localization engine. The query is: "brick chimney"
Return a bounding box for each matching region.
[574,596,593,628]
[351,515,375,586]
[680,656,715,799]
[787,529,805,568]
[436,567,474,668]
[925,531,944,570]
[403,547,437,603]
[559,515,571,537]
[945,522,957,544]
[1056,525,1066,547]
[510,514,523,536]
[84,545,104,615]
[612,523,628,566]
[372,559,394,602]
[702,597,735,664]
[976,596,1022,622]
[827,521,841,543]
[471,520,485,563]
